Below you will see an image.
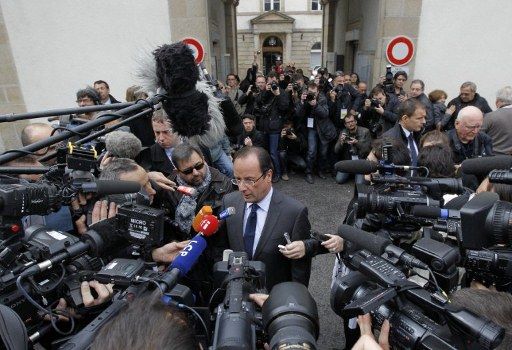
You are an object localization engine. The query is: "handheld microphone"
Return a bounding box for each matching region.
[411,205,460,220]
[218,207,236,220]
[191,205,213,232]
[334,159,421,175]
[461,155,512,177]
[80,180,140,195]
[176,185,197,197]
[338,224,428,269]
[170,214,219,277]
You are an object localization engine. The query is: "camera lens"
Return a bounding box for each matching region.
[486,200,512,246]
[263,282,319,349]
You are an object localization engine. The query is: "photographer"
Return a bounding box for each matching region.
[360,86,399,138]
[295,81,336,184]
[225,73,246,116]
[333,114,372,184]
[392,70,408,103]
[236,114,266,149]
[251,72,290,182]
[279,120,307,181]
[327,72,360,131]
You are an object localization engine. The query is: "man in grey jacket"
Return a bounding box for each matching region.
[481,86,512,155]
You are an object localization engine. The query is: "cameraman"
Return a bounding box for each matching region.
[279,120,307,181]
[295,81,336,184]
[236,114,266,149]
[360,86,399,138]
[392,70,408,103]
[333,114,372,184]
[327,72,360,131]
[251,72,290,182]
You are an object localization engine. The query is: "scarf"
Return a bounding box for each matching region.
[174,166,212,234]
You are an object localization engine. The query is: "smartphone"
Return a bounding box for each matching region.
[310,231,330,241]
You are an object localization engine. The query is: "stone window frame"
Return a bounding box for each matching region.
[310,0,322,11]
[262,0,283,12]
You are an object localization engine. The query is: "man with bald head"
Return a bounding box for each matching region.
[447,106,493,164]
[20,123,56,164]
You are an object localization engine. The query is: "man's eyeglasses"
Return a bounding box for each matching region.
[231,170,268,187]
[179,162,205,175]
[463,124,482,131]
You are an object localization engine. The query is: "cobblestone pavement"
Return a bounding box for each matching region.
[274,172,355,350]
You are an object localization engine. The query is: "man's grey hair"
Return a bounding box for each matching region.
[461,81,477,92]
[105,131,142,159]
[496,86,512,105]
[100,158,140,180]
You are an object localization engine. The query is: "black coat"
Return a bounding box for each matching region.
[382,122,421,156]
[137,143,174,176]
[253,89,290,134]
[359,93,400,135]
[296,93,336,143]
[446,129,493,164]
[444,93,492,131]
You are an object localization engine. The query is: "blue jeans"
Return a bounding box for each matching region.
[213,152,233,178]
[265,133,281,177]
[306,128,329,174]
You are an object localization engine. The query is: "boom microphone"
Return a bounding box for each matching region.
[105,130,143,159]
[461,155,512,177]
[170,214,219,276]
[338,224,428,269]
[334,159,421,175]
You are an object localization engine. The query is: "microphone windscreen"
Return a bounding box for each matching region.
[337,224,390,256]
[191,206,212,233]
[176,185,197,197]
[105,131,142,159]
[411,205,441,219]
[198,215,219,237]
[461,156,512,177]
[81,180,140,195]
[334,160,379,174]
[170,234,207,276]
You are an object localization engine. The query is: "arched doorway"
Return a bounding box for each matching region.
[262,35,283,74]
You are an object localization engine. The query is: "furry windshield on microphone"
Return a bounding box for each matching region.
[137,42,225,148]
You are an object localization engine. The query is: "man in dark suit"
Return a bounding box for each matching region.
[221,146,313,290]
[382,99,426,166]
[137,111,181,176]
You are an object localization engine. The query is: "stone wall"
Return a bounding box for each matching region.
[237,30,321,77]
[0,2,27,153]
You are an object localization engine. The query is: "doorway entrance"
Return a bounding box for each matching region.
[262,35,283,74]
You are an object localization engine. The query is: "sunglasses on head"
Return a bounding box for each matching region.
[179,162,205,175]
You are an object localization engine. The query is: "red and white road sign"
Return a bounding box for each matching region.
[386,36,414,66]
[182,37,205,64]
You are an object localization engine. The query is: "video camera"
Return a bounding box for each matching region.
[211,252,320,350]
[331,246,505,349]
[383,65,394,94]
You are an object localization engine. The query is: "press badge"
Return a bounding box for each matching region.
[307,117,314,128]
[340,108,348,120]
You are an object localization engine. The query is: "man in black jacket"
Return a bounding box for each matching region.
[137,111,181,176]
[359,86,399,137]
[295,81,337,184]
[93,80,121,105]
[409,79,434,132]
[443,81,493,131]
[251,72,290,182]
[382,99,426,166]
[237,114,266,149]
[446,106,493,164]
[327,72,361,131]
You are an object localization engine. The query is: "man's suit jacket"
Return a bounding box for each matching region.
[482,107,512,155]
[382,122,421,150]
[221,189,312,291]
[137,143,174,176]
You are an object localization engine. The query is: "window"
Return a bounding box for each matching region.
[311,0,322,11]
[264,0,280,11]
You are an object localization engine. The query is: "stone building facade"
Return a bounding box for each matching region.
[320,0,512,106]
[0,0,239,152]
[236,0,323,77]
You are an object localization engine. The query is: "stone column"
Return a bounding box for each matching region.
[253,33,260,66]
[284,32,292,64]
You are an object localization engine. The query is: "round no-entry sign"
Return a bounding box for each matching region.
[182,37,205,64]
[386,36,414,66]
